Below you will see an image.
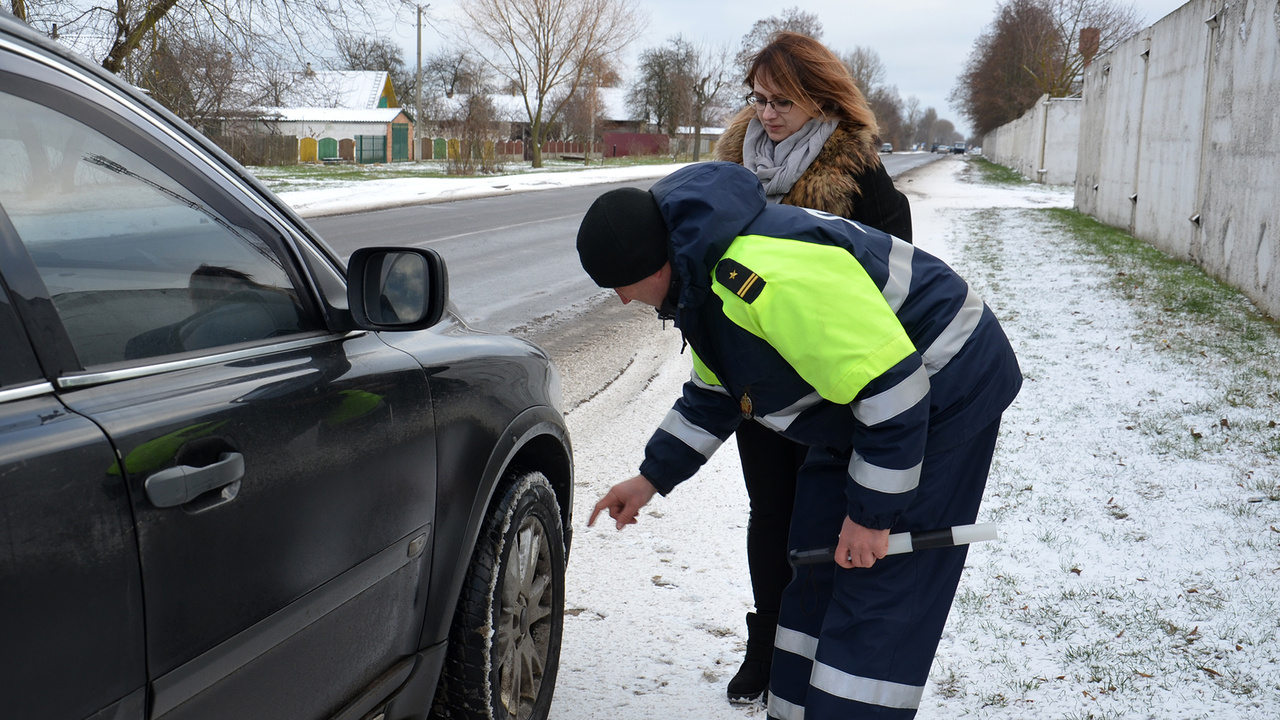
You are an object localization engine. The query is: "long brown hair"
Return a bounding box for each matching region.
[745,31,878,136]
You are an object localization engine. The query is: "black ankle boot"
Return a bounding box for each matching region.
[727,612,777,704]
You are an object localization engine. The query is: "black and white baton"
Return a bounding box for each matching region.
[788,522,999,566]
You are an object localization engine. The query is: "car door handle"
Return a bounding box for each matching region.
[145,452,245,508]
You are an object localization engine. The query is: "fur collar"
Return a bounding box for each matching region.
[716,107,880,219]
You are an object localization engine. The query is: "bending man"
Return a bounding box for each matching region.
[578,162,1021,720]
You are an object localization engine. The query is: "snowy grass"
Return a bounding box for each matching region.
[968,157,1031,187]
[926,188,1280,718]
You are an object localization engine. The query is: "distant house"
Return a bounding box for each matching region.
[257,67,400,111]
[251,67,415,163]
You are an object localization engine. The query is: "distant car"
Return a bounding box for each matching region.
[1,11,572,720]
[881,143,893,153]
[935,145,951,154]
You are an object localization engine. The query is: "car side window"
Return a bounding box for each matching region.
[0,89,319,368]
[0,283,43,389]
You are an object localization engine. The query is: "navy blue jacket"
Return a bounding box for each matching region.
[635,162,1021,530]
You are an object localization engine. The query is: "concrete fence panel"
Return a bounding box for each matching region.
[985,95,1080,185]
[1075,0,1280,317]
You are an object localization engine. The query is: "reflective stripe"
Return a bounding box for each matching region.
[775,625,819,660]
[881,238,914,312]
[801,206,865,232]
[849,453,921,494]
[810,661,925,710]
[658,409,722,459]
[852,366,929,426]
[921,285,984,375]
[758,391,824,432]
[767,691,806,720]
[689,369,730,395]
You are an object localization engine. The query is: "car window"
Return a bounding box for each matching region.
[0,89,319,368]
[0,282,43,389]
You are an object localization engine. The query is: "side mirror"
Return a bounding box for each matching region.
[346,247,448,330]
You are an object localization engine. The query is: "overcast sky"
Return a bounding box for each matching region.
[388,0,1193,138]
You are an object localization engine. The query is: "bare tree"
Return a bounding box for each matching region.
[335,35,413,107]
[840,46,886,97]
[454,0,646,168]
[556,56,619,162]
[7,0,33,21]
[865,85,904,149]
[916,106,938,147]
[449,92,504,175]
[951,0,1141,138]
[1035,0,1141,95]
[136,27,242,132]
[628,36,695,145]
[901,95,922,149]
[951,0,1056,138]
[687,40,733,161]
[16,0,389,78]
[423,48,486,99]
[242,52,301,109]
[734,6,823,78]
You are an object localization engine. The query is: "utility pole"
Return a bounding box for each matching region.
[416,4,425,161]
[586,77,596,167]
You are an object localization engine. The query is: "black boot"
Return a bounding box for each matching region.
[727,611,777,704]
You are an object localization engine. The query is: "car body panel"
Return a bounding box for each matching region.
[379,321,573,649]
[57,331,437,716]
[0,11,571,720]
[0,387,146,720]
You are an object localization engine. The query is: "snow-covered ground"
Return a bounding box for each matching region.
[274,162,690,218]
[281,156,1280,718]
[545,159,1280,719]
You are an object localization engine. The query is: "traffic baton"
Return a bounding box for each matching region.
[788,522,999,566]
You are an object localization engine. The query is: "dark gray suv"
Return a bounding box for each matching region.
[0,12,572,720]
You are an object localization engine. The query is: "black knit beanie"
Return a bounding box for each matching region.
[576,187,669,288]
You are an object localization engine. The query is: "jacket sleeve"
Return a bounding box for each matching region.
[637,353,743,495]
[842,356,930,528]
[854,162,913,243]
[713,236,928,529]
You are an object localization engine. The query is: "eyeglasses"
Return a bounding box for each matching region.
[744,94,794,114]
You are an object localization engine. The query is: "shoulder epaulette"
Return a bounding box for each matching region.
[716,258,766,303]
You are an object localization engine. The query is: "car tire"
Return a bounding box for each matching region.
[431,471,565,720]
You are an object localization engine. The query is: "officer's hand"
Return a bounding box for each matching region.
[835,516,890,569]
[588,475,658,530]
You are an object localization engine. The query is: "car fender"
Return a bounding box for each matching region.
[418,403,572,650]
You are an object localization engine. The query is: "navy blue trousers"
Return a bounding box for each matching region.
[767,420,1001,720]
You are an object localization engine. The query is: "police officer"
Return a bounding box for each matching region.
[578,162,1022,719]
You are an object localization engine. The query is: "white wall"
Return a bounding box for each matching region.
[984,95,1081,185]
[1075,0,1280,318]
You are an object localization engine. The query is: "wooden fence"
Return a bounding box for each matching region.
[211,134,297,166]
[419,139,610,161]
[208,134,674,166]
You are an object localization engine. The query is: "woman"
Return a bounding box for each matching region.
[714,30,913,705]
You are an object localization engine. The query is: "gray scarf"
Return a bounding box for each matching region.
[741,116,838,201]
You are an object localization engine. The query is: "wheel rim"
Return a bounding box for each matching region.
[496,515,553,718]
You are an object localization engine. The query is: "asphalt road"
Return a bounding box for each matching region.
[307,152,943,347]
[309,180,655,336]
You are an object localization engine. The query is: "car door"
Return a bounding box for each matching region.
[0,263,146,720]
[0,54,438,720]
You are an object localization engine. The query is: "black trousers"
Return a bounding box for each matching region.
[735,419,807,617]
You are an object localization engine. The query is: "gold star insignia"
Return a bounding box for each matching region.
[729,270,738,279]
